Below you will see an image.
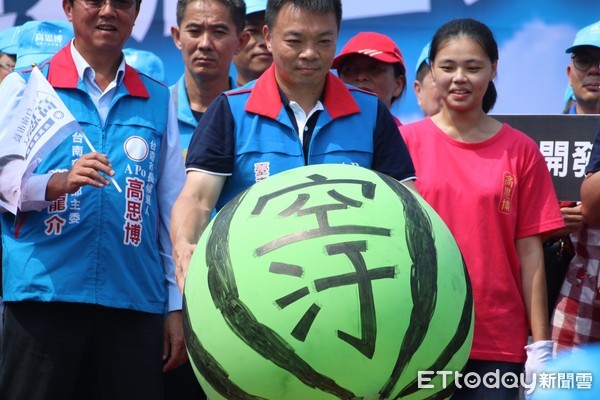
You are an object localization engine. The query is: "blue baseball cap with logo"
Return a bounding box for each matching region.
[15,20,74,69]
[565,20,600,53]
[123,48,165,82]
[415,42,431,73]
[246,0,267,15]
[0,25,21,55]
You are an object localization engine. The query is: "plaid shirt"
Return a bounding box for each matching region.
[551,226,600,352]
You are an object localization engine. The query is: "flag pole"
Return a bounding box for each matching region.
[81,132,122,193]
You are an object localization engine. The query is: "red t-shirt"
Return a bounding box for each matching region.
[401,117,564,363]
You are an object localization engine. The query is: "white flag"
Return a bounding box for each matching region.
[0,66,81,214]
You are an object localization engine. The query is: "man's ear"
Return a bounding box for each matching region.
[235,31,251,55]
[413,80,423,99]
[566,65,573,86]
[263,25,272,53]
[63,0,73,22]
[171,26,182,50]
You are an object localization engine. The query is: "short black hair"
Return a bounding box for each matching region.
[68,0,143,5]
[0,51,16,61]
[176,0,246,33]
[265,0,342,31]
[415,60,429,83]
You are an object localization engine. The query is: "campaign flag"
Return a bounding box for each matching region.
[0,66,81,214]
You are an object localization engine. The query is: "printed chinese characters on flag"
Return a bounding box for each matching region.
[0,66,81,214]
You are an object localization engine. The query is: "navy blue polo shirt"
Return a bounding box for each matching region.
[586,121,600,174]
[185,90,414,182]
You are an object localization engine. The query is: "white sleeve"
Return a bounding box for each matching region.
[156,91,186,312]
[0,73,54,212]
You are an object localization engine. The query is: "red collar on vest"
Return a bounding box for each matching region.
[42,45,149,98]
[244,64,361,120]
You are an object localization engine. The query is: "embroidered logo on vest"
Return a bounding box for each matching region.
[254,162,270,182]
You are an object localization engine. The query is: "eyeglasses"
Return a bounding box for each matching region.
[571,54,600,72]
[0,62,15,72]
[79,0,137,10]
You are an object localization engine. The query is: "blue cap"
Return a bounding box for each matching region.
[15,20,74,68]
[0,26,21,55]
[566,20,600,53]
[246,0,267,14]
[123,48,165,82]
[415,41,431,72]
[563,85,574,106]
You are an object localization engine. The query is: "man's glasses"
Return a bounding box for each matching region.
[0,62,15,72]
[80,0,137,10]
[572,54,600,72]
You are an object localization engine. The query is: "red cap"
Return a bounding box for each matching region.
[332,32,405,69]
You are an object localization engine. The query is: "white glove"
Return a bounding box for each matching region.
[524,340,554,385]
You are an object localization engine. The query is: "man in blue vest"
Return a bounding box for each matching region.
[552,19,600,352]
[170,0,417,292]
[232,0,272,87]
[0,0,186,398]
[170,0,248,158]
[168,3,248,396]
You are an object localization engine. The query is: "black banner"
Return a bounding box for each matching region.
[494,115,600,201]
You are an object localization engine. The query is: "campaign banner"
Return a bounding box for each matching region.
[0,66,80,214]
[495,115,600,202]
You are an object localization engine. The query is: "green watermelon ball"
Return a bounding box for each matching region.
[183,163,473,400]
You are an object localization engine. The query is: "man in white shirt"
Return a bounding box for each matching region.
[0,1,186,398]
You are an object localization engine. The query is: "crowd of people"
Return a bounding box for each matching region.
[0,0,599,399]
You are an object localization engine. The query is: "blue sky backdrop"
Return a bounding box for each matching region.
[1,0,597,122]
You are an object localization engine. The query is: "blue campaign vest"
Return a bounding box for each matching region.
[217,75,378,211]
[170,75,196,155]
[1,47,171,314]
[171,74,237,159]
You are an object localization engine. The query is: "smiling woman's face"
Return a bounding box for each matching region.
[431,36,496,113]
